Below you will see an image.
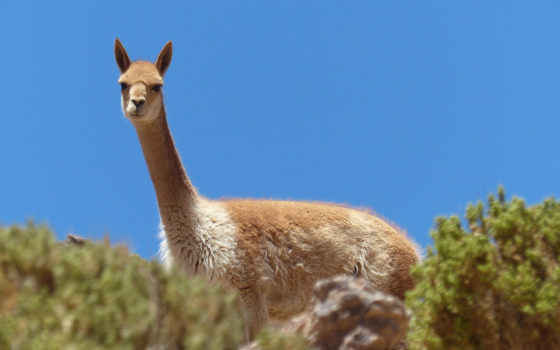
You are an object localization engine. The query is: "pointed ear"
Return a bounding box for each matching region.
[155,41,173,77]
[115,38,131,73]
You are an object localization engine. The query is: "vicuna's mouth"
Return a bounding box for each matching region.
[127,104,147,117]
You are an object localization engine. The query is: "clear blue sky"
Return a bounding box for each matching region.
[1,2,559,259]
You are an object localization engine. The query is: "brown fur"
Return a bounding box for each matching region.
[222,200,417,314]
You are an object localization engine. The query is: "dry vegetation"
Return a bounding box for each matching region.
[2,187,559,349]
[0,222,246,349]
[407,187,560,349]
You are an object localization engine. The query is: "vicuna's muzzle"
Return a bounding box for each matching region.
[127,83,147,116]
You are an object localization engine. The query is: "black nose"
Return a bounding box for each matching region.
[132,99,145,108]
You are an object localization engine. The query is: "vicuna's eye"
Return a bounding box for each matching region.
[120,83,127,90]
[153,85,162,92]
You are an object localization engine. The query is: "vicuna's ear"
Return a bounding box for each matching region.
[115,38,131,73]
[155,41,173,77]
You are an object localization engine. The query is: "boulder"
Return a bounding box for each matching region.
[246,275,411,350]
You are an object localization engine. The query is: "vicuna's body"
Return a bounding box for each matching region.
[114,39,419,339]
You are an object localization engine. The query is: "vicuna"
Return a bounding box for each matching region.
[114,39,419,340]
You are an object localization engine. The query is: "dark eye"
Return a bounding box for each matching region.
[120,83,127,90]
[153,85,162,92]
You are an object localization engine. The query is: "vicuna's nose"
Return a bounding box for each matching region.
[131,99,145,108]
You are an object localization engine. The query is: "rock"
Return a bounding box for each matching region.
[64,234,88,245]
[245,275,411,350]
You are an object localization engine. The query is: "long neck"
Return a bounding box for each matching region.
[133,106,197,226]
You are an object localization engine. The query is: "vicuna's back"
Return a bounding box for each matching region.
[221,200,418,319]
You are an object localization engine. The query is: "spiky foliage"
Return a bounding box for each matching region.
[252,327,311,350]
[407,187,560,350]
[0,222,245,350]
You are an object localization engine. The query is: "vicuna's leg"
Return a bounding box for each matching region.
[240,288,269,340]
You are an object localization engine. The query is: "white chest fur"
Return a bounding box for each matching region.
[158,198,238,285]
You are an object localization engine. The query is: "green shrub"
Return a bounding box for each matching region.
[407,187,560,350]
[0,222,245,350]
[254,327,310,350]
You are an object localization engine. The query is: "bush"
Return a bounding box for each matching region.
[407,187,560,350]
[0,222,245,350]
[253,327,310,350]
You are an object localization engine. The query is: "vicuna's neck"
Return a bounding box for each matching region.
[133,106,197,226]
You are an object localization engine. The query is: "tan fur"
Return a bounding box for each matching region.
[114,39,419,340]
[222,201,417,316]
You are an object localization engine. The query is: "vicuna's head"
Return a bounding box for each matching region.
[114,39,172,122]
